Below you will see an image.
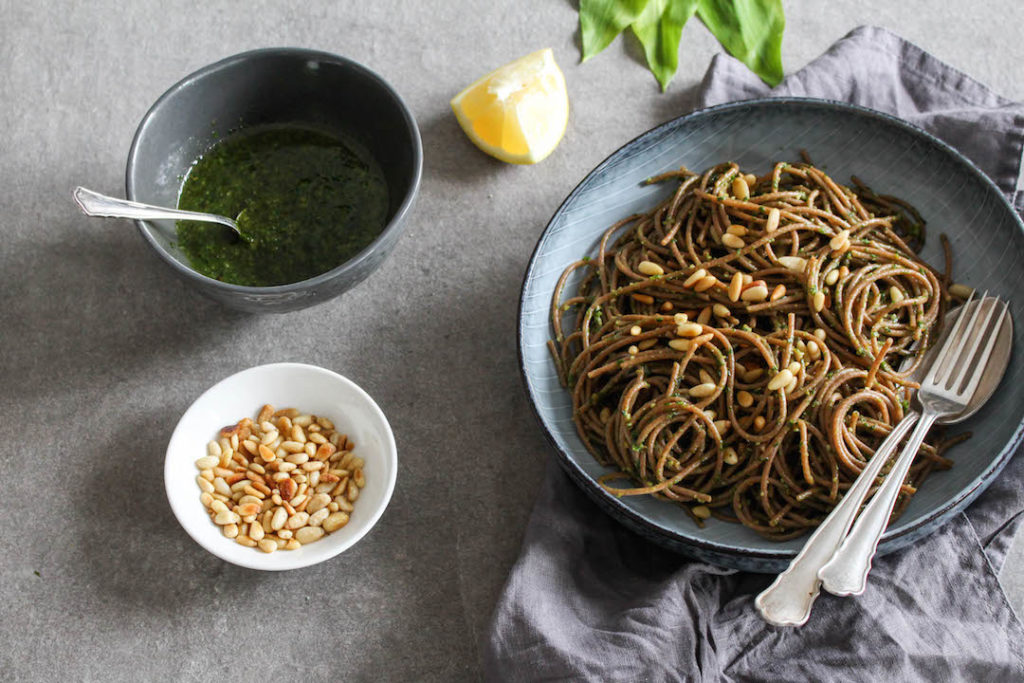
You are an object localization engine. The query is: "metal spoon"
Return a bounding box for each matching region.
[73,186,243,238]
[756,296,1013,626]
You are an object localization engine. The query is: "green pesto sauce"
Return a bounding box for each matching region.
[176,125,388,287]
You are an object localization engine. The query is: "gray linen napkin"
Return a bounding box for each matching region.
[486,26,1024,682]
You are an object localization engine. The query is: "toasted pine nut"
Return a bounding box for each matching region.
[788,361,802,375]
[677,322,703,338]
[693,275,718,293]
[824,269,840,286]
[813,327,827,342]
[732,176,750,200]
[949,283,973,299]
[630,325,642,336]
[697,306,712,325]
[699,369,714,384]
[728,272,743,302]
[293,414,313,427]
[306,493,332,514]
[689,382,717,398]
[222,523,239,539]
[683,269,707,288]
[890,286,905,304]
[692,505,712,519]
[770,284,786,302]
[741,284,769,302]
[258,444,276,462]
[308,508,330,527]
[713,420,731,435]
[257,539,277,553]
[777,256,806,272]
[631,293,655,305]
[723,447,739,465]
[744,368,765,382]
[726,224,747,236]
[277,529,293,539]
[286,512,310,530]
[812,291,826,312]
[236,502,261,518]
[829,230,850,251]
[270,507,287,531]
[838,266,850,279]
[668,339,690,351]
[210,499,228,514]
[722,233,744,249]
[660,301,674,312]
[637,260,664,276]
[737,390,754,408]
[673,312,688,324]
[807,340,821,360]
[753,415,767,431]
[235,535,257,548]
[767,369,794,391]
[713,303,730,318]
[626,345,638,356]
[323,512,350,533]
[765,207,781,232]
[295,526,325,544]
[214,510,240,526]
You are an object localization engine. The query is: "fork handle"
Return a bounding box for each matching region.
[754,412,920,626]
[818,410,938,596]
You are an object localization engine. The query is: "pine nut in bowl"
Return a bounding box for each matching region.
[164,363,397,570]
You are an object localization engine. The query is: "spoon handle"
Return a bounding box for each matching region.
[818,411,938,596]
[72,187,239,232]
[755,411,919,626]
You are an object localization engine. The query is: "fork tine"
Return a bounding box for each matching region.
[925,290,978,387]
[958,300,1008,400]
[944,295,998,393]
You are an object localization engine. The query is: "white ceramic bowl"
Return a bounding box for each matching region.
[165,363,397,570]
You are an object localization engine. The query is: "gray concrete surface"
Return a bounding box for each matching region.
[1,1,1022,680]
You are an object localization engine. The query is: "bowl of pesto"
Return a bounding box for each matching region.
[126,48,422,313]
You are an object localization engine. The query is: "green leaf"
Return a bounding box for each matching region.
[630,0,699,91]
[696,0,785,86]
[579,0,651,62]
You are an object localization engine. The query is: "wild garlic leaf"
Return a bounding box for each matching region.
[696,0,785,86]
[579,0,651,62]
[630,0,699,91]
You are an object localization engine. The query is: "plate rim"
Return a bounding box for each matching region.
[517,96,1024,562]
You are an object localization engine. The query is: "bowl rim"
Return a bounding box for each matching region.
[163,362,398,570]
[517,96,1024,562]
[125,46,423,294]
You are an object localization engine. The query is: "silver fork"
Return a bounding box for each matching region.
[817,293,1009,595]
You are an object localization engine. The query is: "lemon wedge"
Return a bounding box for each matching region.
[450,48,569,165]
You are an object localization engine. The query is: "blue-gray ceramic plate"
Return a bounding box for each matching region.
[518,98,1024,572]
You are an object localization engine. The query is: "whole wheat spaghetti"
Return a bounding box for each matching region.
[549,161,966,539]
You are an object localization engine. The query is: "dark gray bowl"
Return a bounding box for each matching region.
[519,98,1024,572]
[126,48,422,313]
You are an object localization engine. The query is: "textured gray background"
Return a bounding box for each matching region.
[2,1,1022,680]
